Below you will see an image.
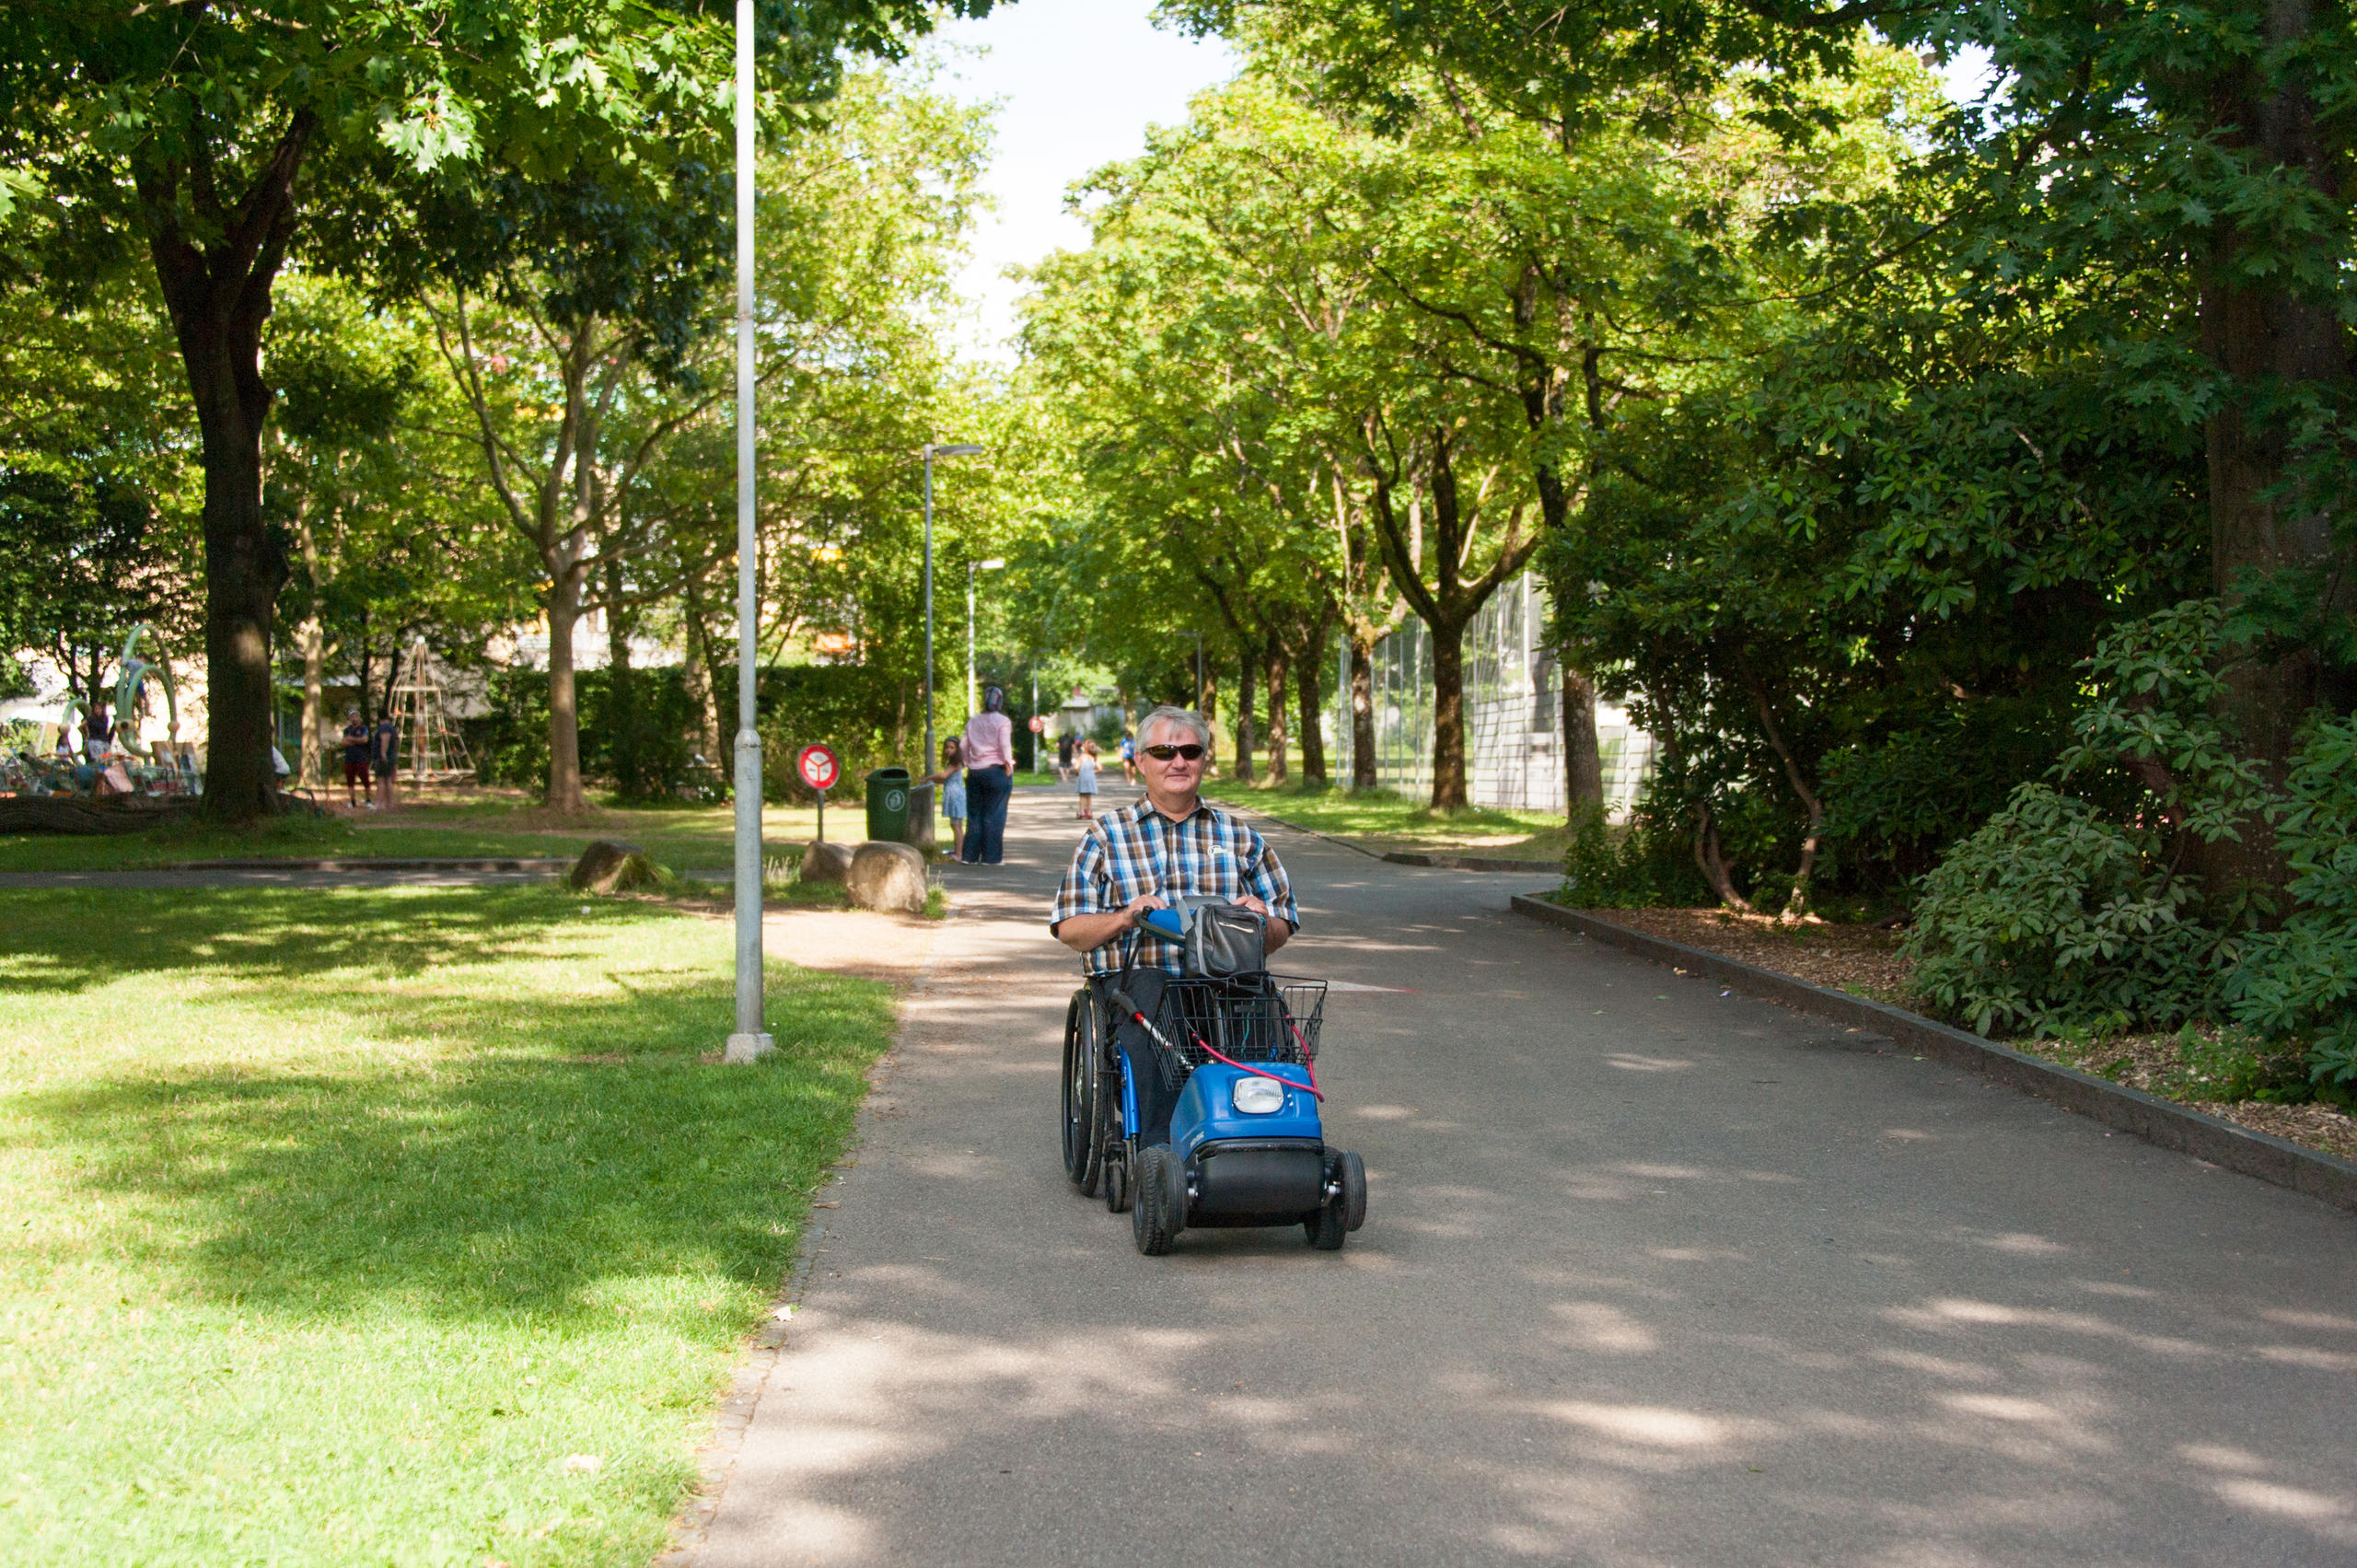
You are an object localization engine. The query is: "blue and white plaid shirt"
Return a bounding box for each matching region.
[1049,796,1299,975]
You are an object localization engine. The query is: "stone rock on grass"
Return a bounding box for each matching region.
[570,840,662,894]
[801,839,854,885]
[847,840,928,914]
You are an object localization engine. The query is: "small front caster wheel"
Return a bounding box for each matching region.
[1132,1144,1178,1256]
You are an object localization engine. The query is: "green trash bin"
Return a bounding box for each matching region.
[865,767,913,842]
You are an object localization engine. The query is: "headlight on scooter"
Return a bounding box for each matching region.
[1231,1075,1285,1115]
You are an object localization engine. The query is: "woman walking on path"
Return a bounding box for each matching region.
[1074,738,1099,819]
[959,687,1015,865]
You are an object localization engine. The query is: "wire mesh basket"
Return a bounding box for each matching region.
[1143,973,1326,1090]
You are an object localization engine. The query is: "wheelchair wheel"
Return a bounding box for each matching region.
[1133,1144,1178,1256]
[1062,989,1103,1193]
[1103,1140,1131,1213]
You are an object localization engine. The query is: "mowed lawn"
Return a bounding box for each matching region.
[0,795,832,875]
[0,886,894,1566]
[1203,777,1573,861]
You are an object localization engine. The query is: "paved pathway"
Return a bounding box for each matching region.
[684,786,2357,1567]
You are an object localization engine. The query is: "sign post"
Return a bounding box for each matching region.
[796,743,841,842]
[724,0,771,1065]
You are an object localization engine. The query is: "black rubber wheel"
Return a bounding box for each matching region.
[1306,1198,1347,1250]
[1104,1141,1131,1214]
[1333,1149,1367,1232]
[1133,1144,1178,1255]
[1061,989,1102,1193]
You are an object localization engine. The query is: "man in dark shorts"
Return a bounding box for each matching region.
[341,709,369,808]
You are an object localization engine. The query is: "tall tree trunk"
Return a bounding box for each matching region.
[355,617,375,727]
[1264,647,1289,785]
[680,575,723,767]
[1349,633,1377,790]
[1562,655,1604,817]
[140,114,312,824]
[1430,622,1469,809]
[1297,645,1328,785]
[296,619,325,785]
[2196,17,2351,897]
[380,640,404,729]
[606,577,637,799]
[1234,648,1259,784]
[545,571,587,813]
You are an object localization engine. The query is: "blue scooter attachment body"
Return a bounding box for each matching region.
[1171,1061,1327,1223]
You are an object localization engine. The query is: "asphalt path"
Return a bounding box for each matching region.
[687,784,2357,1567]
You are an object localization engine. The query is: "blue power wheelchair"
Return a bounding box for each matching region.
[1061,900,1368,1255]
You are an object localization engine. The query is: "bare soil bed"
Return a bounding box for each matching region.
[1578,905,2357,1168]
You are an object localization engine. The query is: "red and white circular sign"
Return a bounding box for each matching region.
[1028,714,1046,734]
[795,743,841,792]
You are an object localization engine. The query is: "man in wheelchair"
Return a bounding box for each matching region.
[1048,704,1299,1147]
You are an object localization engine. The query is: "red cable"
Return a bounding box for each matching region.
[1187,1028,1321,1100]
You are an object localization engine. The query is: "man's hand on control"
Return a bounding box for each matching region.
[1121,893,1168,929]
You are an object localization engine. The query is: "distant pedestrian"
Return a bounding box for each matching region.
[1074,738,1099,819]
[1056,729,1074,784]
[341,709,369,808]
[924,738,969,861]
[84,701,112,762]
[1118,729,1137,786]
[959,686,1016,865]
[371,714,400,811]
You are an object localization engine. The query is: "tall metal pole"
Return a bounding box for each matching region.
[966,561,978,717]
[922,446,936,771]
[725,0,771,1064]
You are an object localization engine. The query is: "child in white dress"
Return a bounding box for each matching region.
[1074,739,1099,819]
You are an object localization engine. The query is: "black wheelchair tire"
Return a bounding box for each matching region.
[1061,989,1103,1192]
[1104,1140,1131,1213]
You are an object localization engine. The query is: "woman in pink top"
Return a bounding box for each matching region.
[959,686,1016,864]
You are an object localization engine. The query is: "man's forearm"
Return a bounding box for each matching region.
[1055,912,1132,953]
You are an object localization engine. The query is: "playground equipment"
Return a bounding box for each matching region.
[388,639,477,785]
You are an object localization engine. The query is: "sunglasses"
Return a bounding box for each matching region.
[1140,743,1206,761]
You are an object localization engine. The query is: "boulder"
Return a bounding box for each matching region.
[846,840,928,914]
[570,839,659,894]
[800,839,854,885]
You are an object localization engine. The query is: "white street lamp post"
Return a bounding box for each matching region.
[921,443,984,768]
[725,0,771,1064]
[967,558,1005,716]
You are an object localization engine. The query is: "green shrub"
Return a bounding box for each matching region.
[1901,784,2223,1037]
[2223,714,2357,1089]
[1556,797,1713,909]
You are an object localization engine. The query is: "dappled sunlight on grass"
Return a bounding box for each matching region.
[0,885,895,1565]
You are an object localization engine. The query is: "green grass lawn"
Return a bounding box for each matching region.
[0,795,850,875]
[1202,778,1573,862]
[0,885,894,1566]
[0,787,982,875]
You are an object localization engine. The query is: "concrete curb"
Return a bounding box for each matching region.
[1510,894,2357,1215]
[161,856,575,872]
[1383,850,1561,874]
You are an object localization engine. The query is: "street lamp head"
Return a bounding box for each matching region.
[980,558,1006,570]
[929,443,986,457]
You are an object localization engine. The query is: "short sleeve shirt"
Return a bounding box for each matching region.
[1048,797,1300,975]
